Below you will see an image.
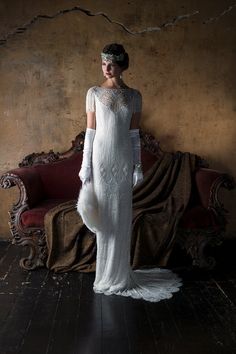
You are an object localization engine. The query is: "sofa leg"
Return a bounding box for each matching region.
[190,234,216,269]
[15,231,48,270]
[177,229,223,270]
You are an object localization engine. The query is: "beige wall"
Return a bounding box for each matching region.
[0,0,235,239]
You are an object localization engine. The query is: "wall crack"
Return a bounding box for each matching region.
[203,2,236,24]
[0,6,199,46]
[0,3,235,47]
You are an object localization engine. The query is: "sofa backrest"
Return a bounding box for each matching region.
[33,148,158,200]
[141,149,158,174]
[34,153,82,199]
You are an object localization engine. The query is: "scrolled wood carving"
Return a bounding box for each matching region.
[139,129,163,158]
[209,174,235,218]
[176,228,223,269]
[0,173,47,270]
[19,231,47,270]
[19,150,60,167]
[18,131,85,168]
[0,173,29,209]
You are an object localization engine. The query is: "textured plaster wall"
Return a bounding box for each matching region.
[0,0,235,239]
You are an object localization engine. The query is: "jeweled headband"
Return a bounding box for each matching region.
[101,52,125,62]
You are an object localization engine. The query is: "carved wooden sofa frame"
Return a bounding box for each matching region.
[0,130,235,271]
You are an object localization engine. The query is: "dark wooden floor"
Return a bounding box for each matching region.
[0,240,236,354]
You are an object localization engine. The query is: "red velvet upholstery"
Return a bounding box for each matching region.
[19,148,157,228]
[34,153,82,199]
[141,149,158,174]
[15,149,224,232]
[180,206,220,231]
[21,199,71,227]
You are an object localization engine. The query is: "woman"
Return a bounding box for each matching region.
[77,43,182,302]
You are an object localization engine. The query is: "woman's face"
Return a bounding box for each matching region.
[102,60,123,79]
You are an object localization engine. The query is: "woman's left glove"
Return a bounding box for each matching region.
[133,163,143,186]
[79,128,96,184]
[129,129,144,187]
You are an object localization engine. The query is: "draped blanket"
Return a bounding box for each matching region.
[45,151,198,273]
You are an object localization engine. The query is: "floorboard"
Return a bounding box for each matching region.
[0,239,235,354]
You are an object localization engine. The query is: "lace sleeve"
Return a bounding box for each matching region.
[86,87,96,112]
[133,90,142,113]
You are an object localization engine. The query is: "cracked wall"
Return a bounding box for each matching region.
[0,0,236,239]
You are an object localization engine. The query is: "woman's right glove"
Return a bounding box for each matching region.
[129,128,144,187]
[78,128,96,184]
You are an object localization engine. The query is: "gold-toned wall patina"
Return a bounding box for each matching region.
[0,0,235,239]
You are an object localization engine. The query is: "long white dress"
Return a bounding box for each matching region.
[78,86,182,302]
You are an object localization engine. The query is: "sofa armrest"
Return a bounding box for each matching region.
[195,168,235,211]
[0,167,44,208]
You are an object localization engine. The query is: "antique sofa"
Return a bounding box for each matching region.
[0,130,234,271]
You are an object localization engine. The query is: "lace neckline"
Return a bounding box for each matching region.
[96,86,132,91]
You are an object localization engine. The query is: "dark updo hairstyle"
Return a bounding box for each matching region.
[102,43,129,71]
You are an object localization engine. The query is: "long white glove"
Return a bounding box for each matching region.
[129,128,143,187]
[79,128,96,184]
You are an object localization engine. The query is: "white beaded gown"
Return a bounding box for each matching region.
[78,86,182,302]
